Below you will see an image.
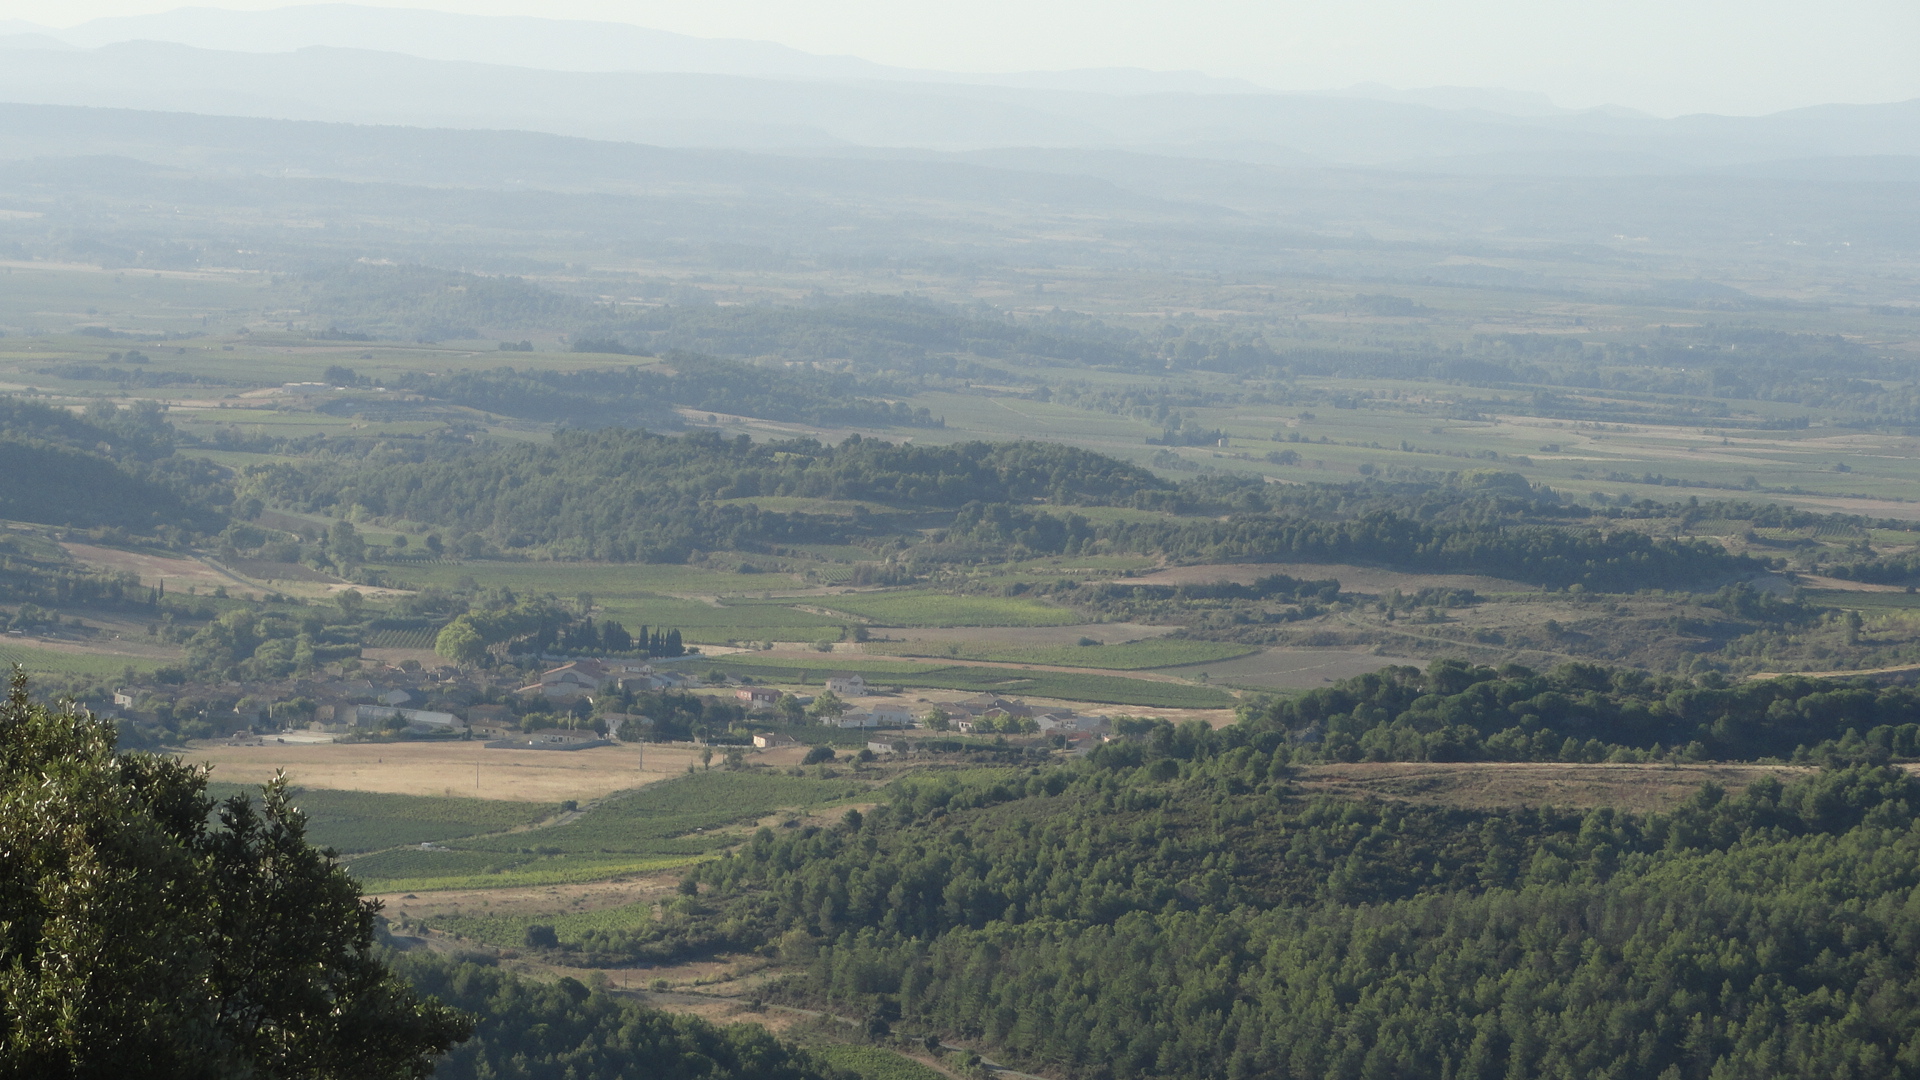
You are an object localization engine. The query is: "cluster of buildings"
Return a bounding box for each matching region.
[515,658,699,701]
[733,674,1115,749]
[105,654,689,750]
[113,652,1121,757]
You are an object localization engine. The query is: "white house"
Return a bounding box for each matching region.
[599,713,651,740]
[866,704,915,727]
[754,732,799,749]
[1037,713,1112,734]
[833,711,881,729]
[356,705,461,731]
[526,727,599,746]
[825,673,869,696]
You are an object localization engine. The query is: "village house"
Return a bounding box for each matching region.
[535,659,613,694]
[959,694,1032,718]
[865,703,915,727]
[825,673,868,696]
[833,710,881,729]
[598,712,649,740]
[736,686,781,707]
[753,732,798,749]
[1037,713,1112,735]
[357,704,463,733]
[1061,730,1103,755]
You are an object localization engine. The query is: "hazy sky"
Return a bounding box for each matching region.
[9,0,1919,115]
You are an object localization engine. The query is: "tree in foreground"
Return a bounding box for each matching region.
[0,669,469,1078]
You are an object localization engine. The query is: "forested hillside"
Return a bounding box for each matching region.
[299,265,1151,375]
[391,949,835,1080]
[388,358,941,430]
[677,752,1920,1080]
[1241,657,1920,763]
[243,430,1169,560]
[0,398,228,533]
[240,426,1759,588]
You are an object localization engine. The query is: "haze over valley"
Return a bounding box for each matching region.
[4,4,1920,1079]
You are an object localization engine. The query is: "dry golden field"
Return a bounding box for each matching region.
[182,739,708,801]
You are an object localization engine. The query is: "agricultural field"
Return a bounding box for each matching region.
[205,782,555,853]
[0,640,165,677]
[799,591,1083,627]
[704,652,1237,709]
[1145,645,1397,690]
[183,739,698,801]
[872,637,1255,670]
[346,770,872,891]
[369,559,807,600]
[425,898,655,950]
[949,669,1233,709]
[352,853,698,894]
[1801,589,1920,612]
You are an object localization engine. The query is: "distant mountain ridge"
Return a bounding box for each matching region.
[8,4,1264,97]
[0,9,1913,177]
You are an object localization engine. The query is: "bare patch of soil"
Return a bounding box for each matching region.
[62,542,227,589]
[225,557,343,583]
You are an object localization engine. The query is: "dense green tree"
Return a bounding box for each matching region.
[0,670,468,1077]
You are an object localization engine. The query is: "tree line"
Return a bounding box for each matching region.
[1243,657,1920,764]
[245,430,1166,562]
